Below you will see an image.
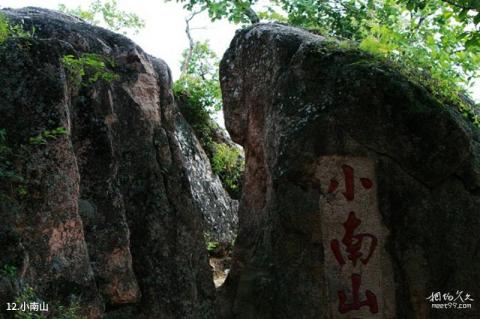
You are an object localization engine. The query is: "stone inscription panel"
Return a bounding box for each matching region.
[315,156,395,319]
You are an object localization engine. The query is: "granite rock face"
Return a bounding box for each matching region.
[174,113,239,244]
[0,7,238,318]
[219,23,480,319]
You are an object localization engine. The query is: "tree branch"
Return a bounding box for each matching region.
[233,0,260,24]
[244,6,260,24]
[181,9,204,77]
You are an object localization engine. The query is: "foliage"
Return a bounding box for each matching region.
[177,41,222,111]
[28,127,68,146]
[207,240,220,252]
[174,41,222,156]
[203,232,221,253]
[174,82,217,156]
[14,287,47,319]
[1,264,17,279]
[211,142,244,198]
[177,0,480,125]
[169,0,259,23]
[174,41,245,197]
[0,13,9,43]
[0,13,35,44]
[182,41,219,83]
[61,53,119,87]
[271,0,480,124]
[52,301,85,319]
[58,0,145,35]
[175,81,245,197]
[174,74,221,113]
[257,7,289,23]
[399,0,480,49]
[273,0,479,83]
[14,286,85,319]
[173,0,480,50]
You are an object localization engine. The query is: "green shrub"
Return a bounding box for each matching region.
[0,13,35,45]
[61,53,119,87]
[211,143,244,199]
[174,40,245,197]
[0,14,9,44]
[173,80,218,157]
[28,127,68,145]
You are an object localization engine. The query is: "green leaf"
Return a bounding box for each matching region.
[474,12,480,24]
[465,35,480,49]
[458,8,469,21]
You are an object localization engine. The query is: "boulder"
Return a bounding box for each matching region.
[174,107,238,244]
[219,23,480,319]
[0,7,233,318]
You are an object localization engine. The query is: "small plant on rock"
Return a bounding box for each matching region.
[1,264,17,279]
[0,13,35,45]
[28,127,68,146]
[61,53,119,87]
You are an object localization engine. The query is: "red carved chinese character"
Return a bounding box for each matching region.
[330,211,377,266]
[328,165,373,201]
[338,273,378,314]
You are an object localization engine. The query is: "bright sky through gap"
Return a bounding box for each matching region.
[1,0,480,103]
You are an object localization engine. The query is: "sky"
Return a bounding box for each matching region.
[1,0,479,103]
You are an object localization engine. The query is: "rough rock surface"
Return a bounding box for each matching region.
[219,23,480,319]
[174,111,238,243]
[0,7,237,318]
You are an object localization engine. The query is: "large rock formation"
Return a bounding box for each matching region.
[174,111,239,244]
[219,23,480,319]
[0,7,237,318]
